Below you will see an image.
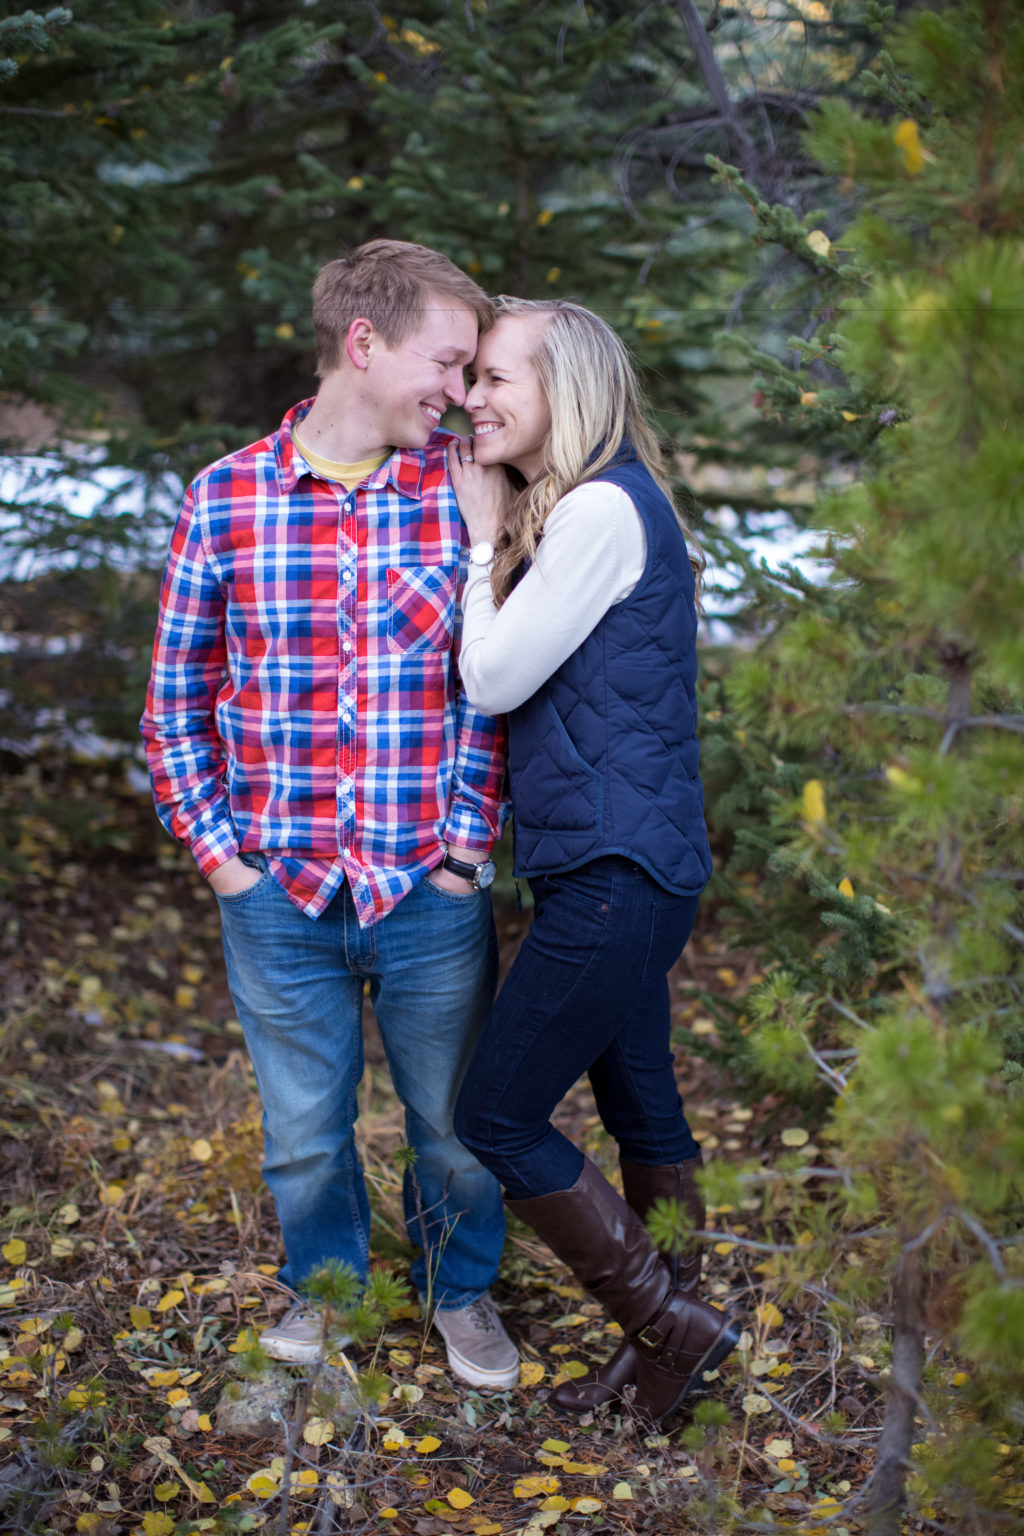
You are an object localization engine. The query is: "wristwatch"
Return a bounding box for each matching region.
[441,851,497,890]
[468,540,495,567]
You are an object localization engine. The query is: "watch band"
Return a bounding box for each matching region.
[441,851,497,889]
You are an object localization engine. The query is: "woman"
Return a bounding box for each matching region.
[448,297,740,1425]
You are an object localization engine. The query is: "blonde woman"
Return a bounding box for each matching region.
[448,298,740,1424]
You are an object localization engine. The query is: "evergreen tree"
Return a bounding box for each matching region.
[686,3,1024,1529]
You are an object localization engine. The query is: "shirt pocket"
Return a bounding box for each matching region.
[386,564,457,654]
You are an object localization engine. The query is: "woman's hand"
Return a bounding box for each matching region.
[448,436,511,547]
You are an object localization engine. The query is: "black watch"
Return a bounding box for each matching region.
[441,851,497,890]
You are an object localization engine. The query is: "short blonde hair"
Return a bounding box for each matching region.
[486,297,703,605]
[312,239,494,375]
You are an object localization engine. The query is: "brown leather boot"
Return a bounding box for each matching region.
[549,1153,706,1415]
[507,1158,737,1426]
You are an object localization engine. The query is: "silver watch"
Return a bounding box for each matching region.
[468,540,495,567]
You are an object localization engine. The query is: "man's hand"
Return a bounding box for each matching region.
[427,847,488,894]
[207,855,264,897]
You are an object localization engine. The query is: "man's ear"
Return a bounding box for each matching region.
[345,318,375,371]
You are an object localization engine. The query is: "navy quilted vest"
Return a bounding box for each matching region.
[508,449,712,896]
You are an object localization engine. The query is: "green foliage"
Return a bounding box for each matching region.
[703,2,1024,1526]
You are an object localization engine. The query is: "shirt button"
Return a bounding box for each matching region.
[342,641,352,654]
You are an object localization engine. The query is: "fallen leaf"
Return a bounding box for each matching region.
[801,779,826,824]
[514,1475,560,1498]
[806,228,831,257]
[613,1481,634,1500]
[781,1128,809,1148]
[303,1417,335,1446]
[447,1487,475,1508]
[519,1360,545,1387]
[756,1302,784,1329]
[155,1290,184,1313]
[415,1435,441,1454]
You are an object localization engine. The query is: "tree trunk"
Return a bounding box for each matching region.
[866,1246,924,1535]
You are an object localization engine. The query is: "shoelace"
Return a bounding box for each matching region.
[463,1299,499,1334]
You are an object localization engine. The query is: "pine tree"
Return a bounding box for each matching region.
[692,3,1024,1529]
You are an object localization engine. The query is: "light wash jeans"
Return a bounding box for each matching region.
[216,856,505,1308]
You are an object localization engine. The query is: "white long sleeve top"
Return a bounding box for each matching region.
[458,480,647,717]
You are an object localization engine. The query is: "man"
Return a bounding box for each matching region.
[141,240,517,1389]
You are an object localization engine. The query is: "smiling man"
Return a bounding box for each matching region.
[140,241,517,1389]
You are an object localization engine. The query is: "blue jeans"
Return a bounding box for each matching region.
[216,859,505,1307]
[455,857,701,1200]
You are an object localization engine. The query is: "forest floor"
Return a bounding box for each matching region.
[0,758,906,1536]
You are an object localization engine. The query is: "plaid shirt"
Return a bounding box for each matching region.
[141,400,509,925]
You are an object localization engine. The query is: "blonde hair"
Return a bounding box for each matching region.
[485,297,703,606]
[311,239,494,375]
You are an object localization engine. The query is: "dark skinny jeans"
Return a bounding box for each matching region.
[455,856,701,1201]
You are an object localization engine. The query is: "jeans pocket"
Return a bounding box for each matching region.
[386,565,457,654]
[215,855,272,905]
[641,892,700,982]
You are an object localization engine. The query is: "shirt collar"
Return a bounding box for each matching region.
[275,399,433,500]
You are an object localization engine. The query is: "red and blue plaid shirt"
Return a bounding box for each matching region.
[141,400,509,925]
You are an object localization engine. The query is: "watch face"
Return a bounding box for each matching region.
[476,861,497,889]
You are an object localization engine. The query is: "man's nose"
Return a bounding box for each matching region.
[444,370,468,407]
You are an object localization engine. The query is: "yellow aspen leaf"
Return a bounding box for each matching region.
[130,1305,153,1330]
[805,229,831,257]
[190,1138,213,1162]
[59,1203,80,1225]
[290,1468,318,1489]
[799,391,819,406]
[303,1418,335,1446]
[228,1328,258,1352]
[951,1371,969,1387]
[142,1515,175,1536]
[885,764,920,791]
[894,118,925,174]
[781,1127,809,1148]
[174,985,196,1009]
[194,1483,216,1504]
[275,323,295,340]
[247,1471,280,1496]
[447,1487,475,1508]
[379,1512,399,1521]
[197,1414,212,1432]
[392,1383,423,1405]
[347,175,365,189]
[540,1439,570,1454]
[756,1302,784,1329]
[716,966,738,987]
[564,1360,588,1378]
[147,1368,181,1386]
[156,1290,184,1313]
[63,1326,84,1352]
[838,877,855,898]
[801,779,826,824]
[714,1242,735,1256]
[515,1475,561,1498]
[153,1481,180,1501]
[548,1342,572,1355]
[415,1436,442,1454]
[540,1496,570,1511]
[537,1452,566,1467]
[613,1482,634,1500]
[562,1461,607,1476]
[743,1393,771,1415]
[76,1518,104,1533]
[777,1457,798,1473]
[182,962,204,984]
[388,1348,412,1366]
[166,1388,190,1406]
[769,1362,793,1377]
[471,1526,503,1535]
[766,1438,793,1457]
[572,1498,603,1514]
[841,411,863,422]
[546,267,561,284]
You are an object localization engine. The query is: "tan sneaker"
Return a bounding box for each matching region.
[260,1303,351,1364]
[433,1294,519,1390]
